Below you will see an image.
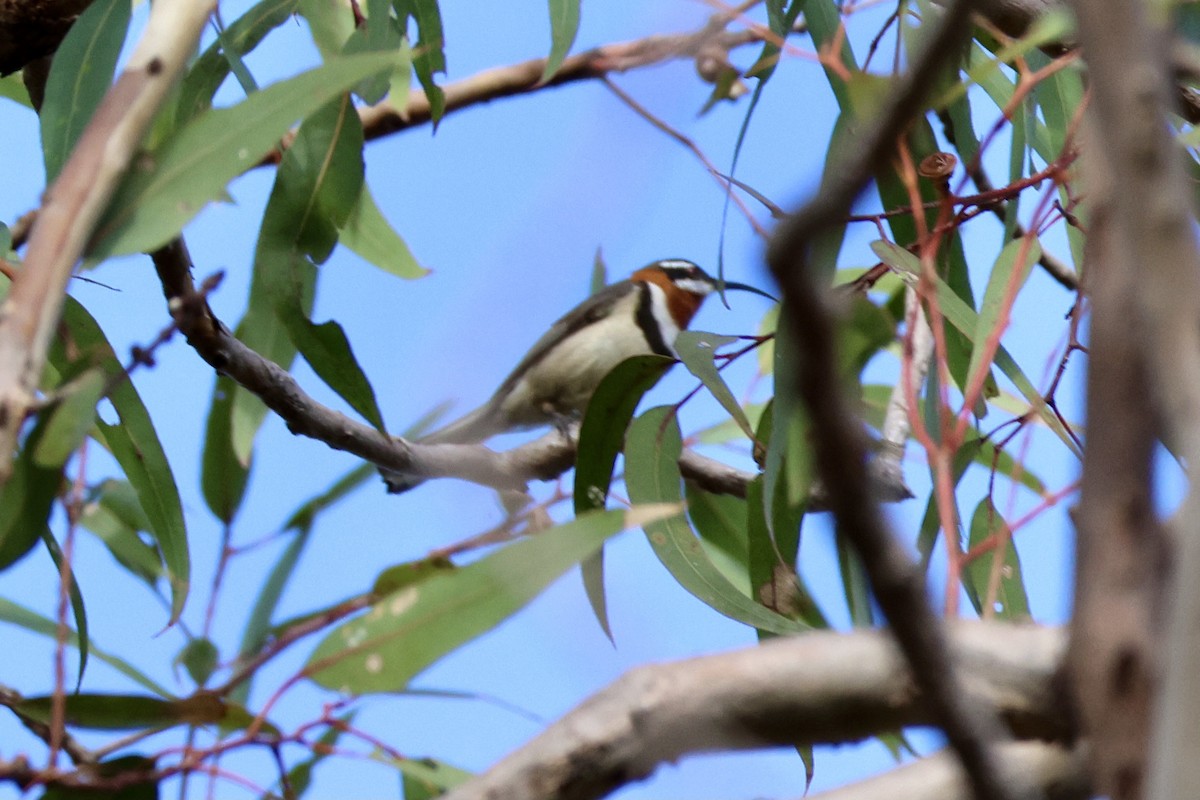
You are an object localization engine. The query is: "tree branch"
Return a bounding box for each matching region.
[439,623,1068,800]
[808,742,1089,800]
[0,0,216,484]
[149,241,787,498]
[1065,2,1200,800]
[764,3,1038,800]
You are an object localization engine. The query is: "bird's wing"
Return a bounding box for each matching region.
[490,279,639,400]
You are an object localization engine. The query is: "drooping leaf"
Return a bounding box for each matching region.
[33,369,106,468]
[80,479,164,586]
[966,236,1042,396]
[870,240,1081,456]
[963,499,1031,621]
[38,529,89,689]
[542,0,581,81]
[16,693,227,732]
[342,0,404,104]
[89,51,399,259]
[201,376,251,524]
[574,354,674,641]
[40,0,131,181]
[340,183,427,279]
[686,484,751,596]
[306,506,679,693]
[394,0,446,123]
[674,331,756,440]
[625,406,807,635]
[0,419,61,571]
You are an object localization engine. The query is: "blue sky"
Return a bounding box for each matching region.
[0,2,1082,797]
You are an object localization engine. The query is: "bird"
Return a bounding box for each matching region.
[382,258,773,493]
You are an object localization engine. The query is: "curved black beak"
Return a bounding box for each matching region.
[719,279,778,303]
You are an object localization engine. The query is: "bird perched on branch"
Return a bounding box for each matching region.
[382,259,773,493]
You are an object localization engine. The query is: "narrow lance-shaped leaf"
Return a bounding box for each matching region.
[57,298,190,624]
[89,50,400,259]
[0,419,61,572]
[41,0,131,181]
[870,239,1081,456]
[574,354,675,642]
[966,235,1042,397]
[542,0,581,81]
[625,406,808,635]
[340,182,428,279]
[306,506,679,694]
[674,331,756,440]
[393,0,446,123]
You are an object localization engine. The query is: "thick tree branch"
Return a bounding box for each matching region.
[808,742,1089,800]
[1066,2,1200,800]
[0,0,215,483]
[439,623,1068,800]
[764,3,1037,800]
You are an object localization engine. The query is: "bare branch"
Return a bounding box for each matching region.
[0,0,216,484]
[440,623,1068,800]
[356,18,773,142]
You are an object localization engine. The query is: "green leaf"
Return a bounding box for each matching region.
[0,597,171,697]
[870,240,1081,456]
[80,479,164,586]
[55,296,190,623]
[306,506,678,693]
[201,376,251,524]
[39,529,89,690]
[625,406,807,635]
[963,499,1031,621]
[0,419,61,571]
[685,485,750,596]
[0,73,32,108]
[674,331,756,440]
[300,0,357,57]
[34,369,106,468]
[966,236,1042,396]
[574,355,675,512]
[542,0,581,81]
[175,0,299,127]
[340,183,428,279]
[343,0,404,104]
[574,355,674,642]
[16,693,226,731]
[394,0,446,123]
[40,0,131,182]
[398,757,473,799]
[89,51,399,259]
[280,302,387,429]
[230,258,315,466]
[177,639,220,687]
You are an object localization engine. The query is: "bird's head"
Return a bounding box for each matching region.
[631,259,775,329]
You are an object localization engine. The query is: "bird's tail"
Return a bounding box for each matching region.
[380,403,506,494]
